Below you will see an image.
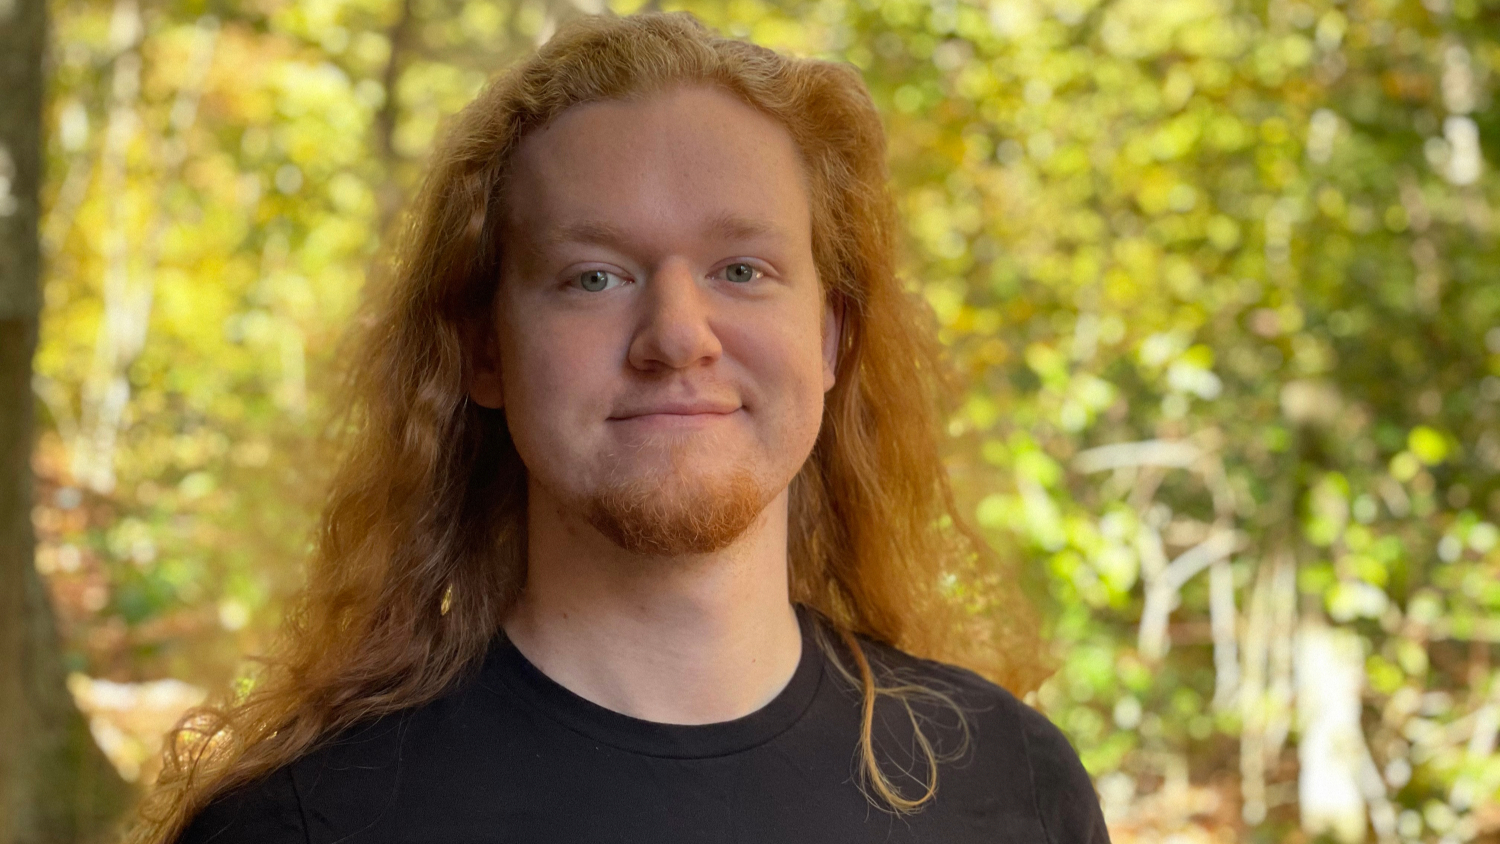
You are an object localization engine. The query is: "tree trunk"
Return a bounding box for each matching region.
[0,0,135,840]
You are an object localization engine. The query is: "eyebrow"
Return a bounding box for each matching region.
[539,211,787,251]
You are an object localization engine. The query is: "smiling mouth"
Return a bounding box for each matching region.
[608,408,742,426]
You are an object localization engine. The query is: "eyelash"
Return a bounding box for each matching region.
[570,262,766,292]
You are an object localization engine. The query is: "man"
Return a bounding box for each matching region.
[134,11,1109,844]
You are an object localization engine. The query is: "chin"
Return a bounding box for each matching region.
[582,461,773,556]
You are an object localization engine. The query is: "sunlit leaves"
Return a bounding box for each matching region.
[33,0,1500,833]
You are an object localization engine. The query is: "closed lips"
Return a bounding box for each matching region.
[610,403,740,418]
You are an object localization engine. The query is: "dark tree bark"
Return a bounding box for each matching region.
[372,0,414,238]
[0,0,134,840]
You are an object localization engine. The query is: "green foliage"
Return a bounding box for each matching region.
[36,0,1500,837]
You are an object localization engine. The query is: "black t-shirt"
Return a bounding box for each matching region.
[180,606,1110,843]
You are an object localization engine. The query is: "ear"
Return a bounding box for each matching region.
[469,328,505,410]
[821,294,843,393]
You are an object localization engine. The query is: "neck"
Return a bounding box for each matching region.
[501,483,803,725]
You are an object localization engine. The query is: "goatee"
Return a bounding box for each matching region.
[584,447,770,556]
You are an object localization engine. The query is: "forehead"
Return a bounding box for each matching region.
[501,85,811,249]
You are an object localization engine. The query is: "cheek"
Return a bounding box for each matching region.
[734,306,827,425]
[498,310,604,435]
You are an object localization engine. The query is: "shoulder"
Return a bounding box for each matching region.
[176,647,507,843]
[176,765,307,844]
[858,639,1112,844]
[174,686,470,844]
[176,704,442,844]
[1011,694,1113,843]
[177,712,422,844]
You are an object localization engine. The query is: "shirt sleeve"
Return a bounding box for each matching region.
[175,766,309,844]
[1016,701,1112,844]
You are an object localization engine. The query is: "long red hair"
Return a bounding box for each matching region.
[129,11,1046,841]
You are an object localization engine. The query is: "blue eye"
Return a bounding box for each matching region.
[577,270,622,292]
[722,263,760,283]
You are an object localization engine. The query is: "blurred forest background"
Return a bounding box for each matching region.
[2,0,1498,838]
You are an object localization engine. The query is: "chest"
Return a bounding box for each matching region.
[291,711,1042,844]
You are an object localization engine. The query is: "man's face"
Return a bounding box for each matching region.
[471,84,839,556]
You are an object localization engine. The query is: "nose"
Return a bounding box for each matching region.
[627,258,722,372]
